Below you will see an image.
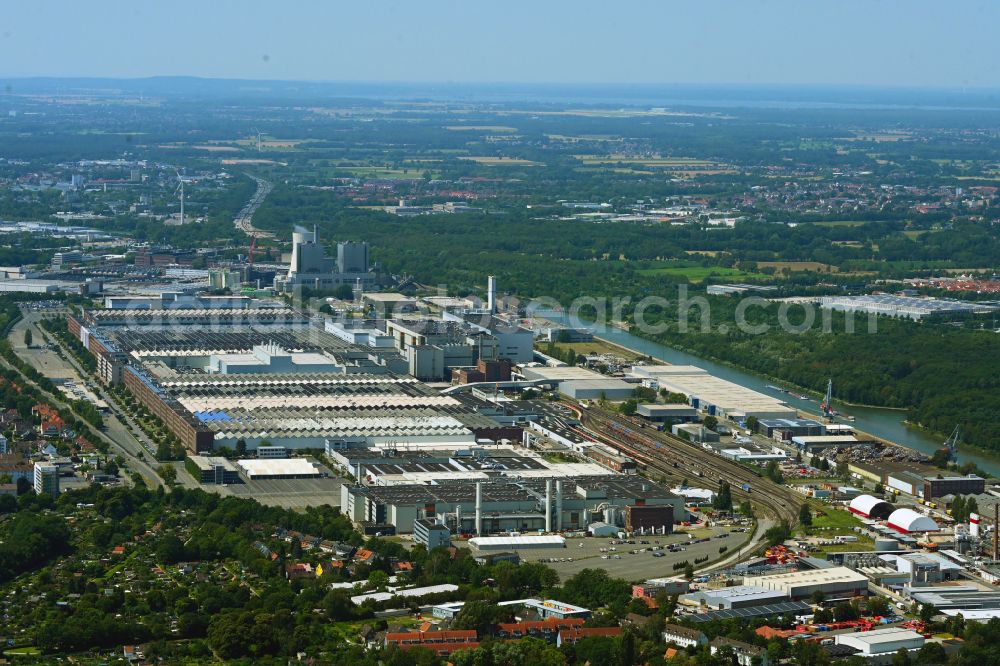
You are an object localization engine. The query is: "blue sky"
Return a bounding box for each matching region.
[2,0,997,87]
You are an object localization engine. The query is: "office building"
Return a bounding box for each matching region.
[185,456,241,484]
[413,518,452,550]
[33,462,59,496]
[923,474,986,499]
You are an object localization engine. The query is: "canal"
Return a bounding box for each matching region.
[539,312,1000,477]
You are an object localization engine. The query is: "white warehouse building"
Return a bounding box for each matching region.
[628,365,796,421]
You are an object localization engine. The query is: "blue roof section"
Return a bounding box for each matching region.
[194,411,233,423]
[687,601,812,623]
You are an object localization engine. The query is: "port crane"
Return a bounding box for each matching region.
[820,379,834,419]
[942,425,961,462]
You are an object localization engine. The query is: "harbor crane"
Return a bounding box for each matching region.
[942,425,961,463]
[820,378,834,419]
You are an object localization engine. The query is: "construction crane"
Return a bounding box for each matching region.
[820,378,834,419]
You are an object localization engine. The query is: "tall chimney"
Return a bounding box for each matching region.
[994,503,998,561]
[455,504,462,534]
[475,482,483,535]
[555,480,563,531]
[545,480,553,532]
[487,275,497,314]
[971,513,980,539]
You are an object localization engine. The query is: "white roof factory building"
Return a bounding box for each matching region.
[835,627,924,658]
[744,567,869,601]
[629,365,796,421]
[469,535,566,551]
[886,508,939,534]
[681,585,787,610]
[236,458,321,480]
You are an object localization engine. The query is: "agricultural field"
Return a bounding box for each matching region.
[809,220,872,227]
[757,261,839,273]
[457,156,541,166]
[445,125,518,132]
[574,154,716,167]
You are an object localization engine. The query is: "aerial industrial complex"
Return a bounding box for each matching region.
[15,216,1000,661]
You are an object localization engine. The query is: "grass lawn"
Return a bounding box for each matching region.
[636,264,763,283]
[4,647,41,657]
[805,503,863,533]
[798,502,874,553]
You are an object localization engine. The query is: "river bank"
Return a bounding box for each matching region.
[536,311,1000,477]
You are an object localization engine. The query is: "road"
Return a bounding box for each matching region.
[9,311,164,489]
[234,175,274,238]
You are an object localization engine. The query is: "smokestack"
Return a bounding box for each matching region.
[475,482,483,535]
[555,480,563,531]
[545,480,553,533]
[487,275,497,315]
[456,504,462,534]
[994,503,998,561]
[971,513,980,539]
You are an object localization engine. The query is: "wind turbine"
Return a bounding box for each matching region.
[250,128,262,152]
[174,170,185,225]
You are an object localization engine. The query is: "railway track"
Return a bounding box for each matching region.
[569,405,801,527]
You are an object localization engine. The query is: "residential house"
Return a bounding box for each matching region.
[496,618,585,641]
[710,637,770,666]
[285,563,315,580]
[662,623,708,649]
[384,630,479,656]
[557,627,622,647]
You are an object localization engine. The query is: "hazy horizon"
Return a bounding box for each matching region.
[3,0,999,88]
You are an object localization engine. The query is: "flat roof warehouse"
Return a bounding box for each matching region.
[237,458,320,479]
[628,365,796,420]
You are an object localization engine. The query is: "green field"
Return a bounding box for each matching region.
[636,264,763,283]
[809,220,873,227]
[805,503,863,532]
[799,501,873,553]
[4,647,41,657]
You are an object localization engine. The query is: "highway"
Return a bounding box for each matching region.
[9,310,165,489]
[234,175,274,238]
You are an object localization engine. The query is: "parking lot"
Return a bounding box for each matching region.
[173,458,345,509]
[457,527,752,582]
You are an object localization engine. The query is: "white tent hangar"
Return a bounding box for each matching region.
[848,494,895,520]
[886,508,938,534]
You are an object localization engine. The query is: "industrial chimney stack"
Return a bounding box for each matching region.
[487,275,497,315]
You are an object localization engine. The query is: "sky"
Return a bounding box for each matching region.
[2,0,998,88]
